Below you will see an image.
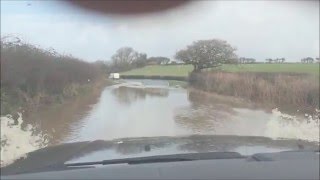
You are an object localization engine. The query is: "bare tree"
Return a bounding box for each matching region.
[175,39,237,72]
[307,57,314,63]
[265,58,273,63]
[133,53,148,68]
[110,47,148,71]
[239,57,245,64]
[301,57,314,63]
[248,58,256,64]
[111,47,137,67]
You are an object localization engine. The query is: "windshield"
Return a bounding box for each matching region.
[1,0,319,169]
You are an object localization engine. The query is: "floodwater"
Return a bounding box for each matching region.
[23,79,320,145]
[1,79,319,166]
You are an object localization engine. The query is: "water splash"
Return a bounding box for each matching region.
[176,105,319,143]
[0,113,49,167]
[265,108,319,143]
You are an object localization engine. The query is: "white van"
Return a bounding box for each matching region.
[109,73,120,79]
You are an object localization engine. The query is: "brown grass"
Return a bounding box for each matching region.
[189,72,319,112]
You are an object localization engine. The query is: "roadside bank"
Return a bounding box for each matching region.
[1,77,112,117]
[189,71,319,114]
[1,40,110,117]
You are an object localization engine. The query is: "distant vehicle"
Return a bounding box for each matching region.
[109,73,120,79]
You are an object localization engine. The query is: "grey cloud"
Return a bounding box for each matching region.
[1,1,318,62]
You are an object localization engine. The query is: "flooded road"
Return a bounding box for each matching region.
[22,79,319,145]
[2,79,319,166]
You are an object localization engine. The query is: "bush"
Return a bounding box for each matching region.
[189,71,319,112]
[1,39,105,115]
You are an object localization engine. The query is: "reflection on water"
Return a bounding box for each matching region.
[18,79,320,145]
[22,85,104,145]
[175,90,268,135]
[112,85,169,105]
[64,82,189,143]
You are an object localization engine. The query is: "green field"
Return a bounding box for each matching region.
[122,65,193,77]
[222,64,319,74]
[122,64,319,77]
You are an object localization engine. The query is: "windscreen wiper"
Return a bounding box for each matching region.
[65,152,244,167]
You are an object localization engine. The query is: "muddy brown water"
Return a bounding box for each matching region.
[22,79,315,145]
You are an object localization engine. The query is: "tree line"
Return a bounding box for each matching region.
[105,47,172,73]
[265,58,286,63]
[265,57,319,64]
[238,57,256,64]
[108,39,238,73]
[301,57,319,63]
[108,39,319,73]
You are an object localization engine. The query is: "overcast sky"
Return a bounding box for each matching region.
[1,0,319,62]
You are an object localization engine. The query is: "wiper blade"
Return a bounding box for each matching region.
[65,152,244,167]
